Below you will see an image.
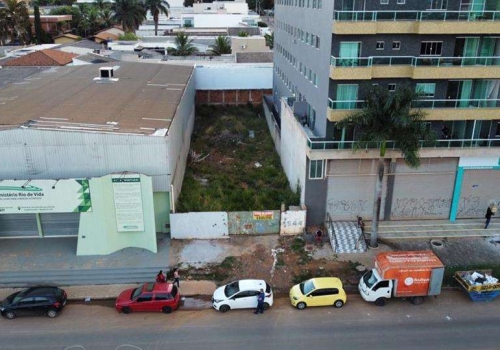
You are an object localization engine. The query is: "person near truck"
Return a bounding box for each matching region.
[485,204,496,229]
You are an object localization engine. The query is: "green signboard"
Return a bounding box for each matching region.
[0,179,91,214]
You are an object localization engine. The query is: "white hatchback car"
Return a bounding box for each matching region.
[212,279,274,313]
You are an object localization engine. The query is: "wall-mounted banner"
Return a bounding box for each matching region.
[252,211,274,220]
[112,175,144,232]
[0,179,91,214]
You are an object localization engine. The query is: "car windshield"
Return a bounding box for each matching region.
[131,286,144,300]
[363,270,378,289]
[224,281,240,297]
[300,279,316,295]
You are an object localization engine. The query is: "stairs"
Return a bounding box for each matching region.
[328,221,367,253]
[0,267,167,288]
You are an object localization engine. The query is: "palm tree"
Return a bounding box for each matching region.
[112,0,146,33]
[3,0,30,44]
[168,31,198,56]
[208,35,231,55]
[336,85,433,248]
[145,0,169,36]
[0,9,9,46]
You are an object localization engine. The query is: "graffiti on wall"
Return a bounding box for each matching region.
[327,199,369,215]
[391,197,451,219]
[456,195,483,218]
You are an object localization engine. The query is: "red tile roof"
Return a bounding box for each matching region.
[4,49,78,67]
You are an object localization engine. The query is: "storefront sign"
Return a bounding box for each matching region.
[0,179,91,214]
[112,175,144,232]
[253,211,274,220]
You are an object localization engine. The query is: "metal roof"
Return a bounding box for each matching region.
[0,62,194,136]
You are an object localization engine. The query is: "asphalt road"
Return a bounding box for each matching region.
[1,292,499,350]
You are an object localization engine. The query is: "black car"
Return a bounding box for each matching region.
[0,286,67,319]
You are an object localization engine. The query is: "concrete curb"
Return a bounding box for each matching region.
[0,281,218,301]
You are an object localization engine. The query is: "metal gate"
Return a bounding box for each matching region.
[326,159,388,221]
[456,169,500,218]
[390,158,457,220]
[40,213,80,237]
[0,214,38,237]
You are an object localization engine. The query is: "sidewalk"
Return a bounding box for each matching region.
[0,280,217,301]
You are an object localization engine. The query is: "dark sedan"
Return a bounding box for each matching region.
[1,286,67,319]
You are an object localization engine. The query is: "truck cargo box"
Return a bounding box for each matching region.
[375,251,444,297]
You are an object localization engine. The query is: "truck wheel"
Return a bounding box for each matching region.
[411,296,424,305]
[375,298,386,307]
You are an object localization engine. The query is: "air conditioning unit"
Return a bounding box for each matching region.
[241,45,247,49]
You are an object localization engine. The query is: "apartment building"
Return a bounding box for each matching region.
[273,0,500,225]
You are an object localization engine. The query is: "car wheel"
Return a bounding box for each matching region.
[4,311,16,320]
[46,308,58,318]
[162,306,172,314]
[122,307,131,314]
[375,297,386,307]
[296,302,306,310]
[219,305,230,313]
[334,300,344,308]
[263,302,270,310]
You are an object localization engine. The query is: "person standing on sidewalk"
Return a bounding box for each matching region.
[254,289,265,314]
[173,268,180,288]
[485,204,496,229]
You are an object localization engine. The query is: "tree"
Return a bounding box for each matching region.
[264,32,273,49]
[167,31,198,56]
[3,0,30,44]
[237,30,248,37]
[208,35,231,55]
[145,0,169,36]
[34,4,43,44]
[0,9,9,45]
[336,85,433,248]
[100,8,114,28]
[112,0,146,33]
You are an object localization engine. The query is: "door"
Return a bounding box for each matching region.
[336,84,358,109]
[371,280,392,298]
[339,42,361,67]
[133,294,154,312]
[229,290,259,309]
[457,169,500,218]
[307,288,340,306]
[154,293,174,311]
[14,297,36,317]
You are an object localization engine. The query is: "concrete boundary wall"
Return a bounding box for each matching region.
[196,89,272,105]
[171,208,307,238]
[170,212,228,239]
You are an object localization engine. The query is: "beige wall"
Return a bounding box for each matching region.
[231,37,270,53]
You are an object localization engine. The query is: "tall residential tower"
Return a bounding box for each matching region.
[273,0,500,225]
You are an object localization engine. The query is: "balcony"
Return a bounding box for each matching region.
[332,10,500,35]
[328,98,500,122]
[307,138,500,151]
[330,56,500,80]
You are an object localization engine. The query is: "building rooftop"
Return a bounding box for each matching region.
[0,62,194,136]
[236,51,273,63]
[3,49,78,66]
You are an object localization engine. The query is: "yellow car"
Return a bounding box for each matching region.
[289,277,347,310]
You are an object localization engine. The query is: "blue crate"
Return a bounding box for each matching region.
[467,290,500,302]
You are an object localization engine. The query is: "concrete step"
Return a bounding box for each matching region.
[0,267,171,288]
[367,220,500,239]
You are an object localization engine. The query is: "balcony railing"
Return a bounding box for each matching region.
[328,98,500,110]
[307,138,500,151]
[333,10,500,22]
[330,56,500,68]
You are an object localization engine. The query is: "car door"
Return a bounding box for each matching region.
[229,290,258,309]
[154,293,173,311]
[14,297,36,316]
[133,293,154,312]
[308,289,331,307]
[32,296,51,315]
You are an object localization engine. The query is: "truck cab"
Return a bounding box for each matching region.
[358,269,393,306]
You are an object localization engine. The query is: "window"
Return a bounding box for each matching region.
[388,83,396,92]
[496,122,500,137]
[416,83,436,97]
[309,160,324,179]
[381,0,389,4]
[155,293,172,301]
[428,0,447,10]
[376,41,385,50]
[420,42,443,56]
[136,294,153,302]
[392,41,401,50]
[372,280,390,291]
[397,0,405,3]
[316,36,320,49]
